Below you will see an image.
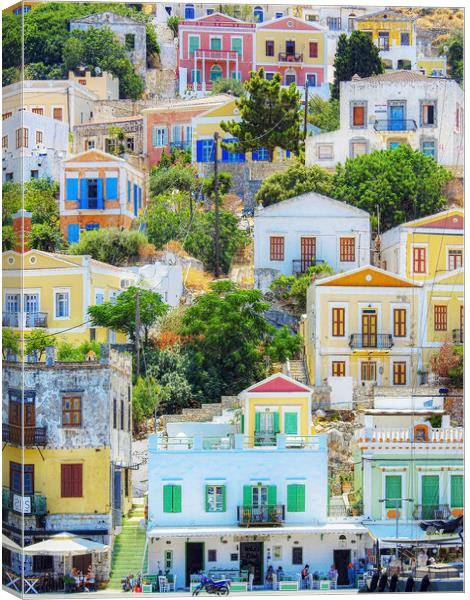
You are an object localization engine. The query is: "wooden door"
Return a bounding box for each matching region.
[300,237,316,272]
[361,312,377,347]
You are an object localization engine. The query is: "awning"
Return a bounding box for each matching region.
[147,522,369,539]
[366,523,462,548]
[2,533,22,553]
[23,532,110,556]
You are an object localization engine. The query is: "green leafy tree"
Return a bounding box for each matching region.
[2,182,21,224]
[210,77,245,97]
[167,15,180,38]
[25,329,55,361]
[266,326,302,363]
[2,226,15,252]
[438,29,463,82]
[24,178,60,224]
[107,126,126,155]
[149,163,199,197]
[331,144,452,231]
[69,228,149,266]
[56,340,102,361]
[2,328,20,359]
[3,66,20,87]
[332,31,384,99]
[221,69,302,161]
[29,223,66,252]
[2,13,21,69]
[88,286,168,345]
[255,163,332,207]
[309,96,340,132]
[132,376,161,431]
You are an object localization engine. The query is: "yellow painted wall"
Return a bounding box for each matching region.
[405,232,464,281]
[417,58,447,76]
[356,17,413,46]
[255,29,325,65]
[3,446,111,515]
[247,395,310,437]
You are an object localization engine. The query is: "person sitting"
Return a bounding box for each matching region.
[348,563,356,587]
[85,566,95,592]
[378,573,388,592]
[389,573,399,592]
[419,574,431,592]
[328,564,338,582]
[276,566,284,581]
[404,575,415,592]
[265,565,274,588]
[368,571,380,593]
[300,564,310,589]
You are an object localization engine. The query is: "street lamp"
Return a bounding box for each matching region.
[379,498,414,557]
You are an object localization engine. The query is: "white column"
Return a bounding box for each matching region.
[193,52,197,91]
[236,54,238,79]
[226,54,229,78]
[202,53,206,91]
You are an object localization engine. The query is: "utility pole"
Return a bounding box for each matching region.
[135,289,141,376]
[304,80,309,139]
[213,131,220,278]
[189,188,193,220]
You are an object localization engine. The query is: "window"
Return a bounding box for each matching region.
[55,291,70,318]
[126,137,135,152]
[210,65,222,81]
[265,72,275,81]
[385,475,402,509]
[3,112,12,120]
[36,130,43,145]
[340,237,355,262]
[269,236,284,261]
[62,396,81,427]
[197,139,214,162]
[205,484,226,512]
[309,42,318,58]
[32,107,44,115]
[16,128,28,148]
[327,17,341,31]
[253,6,264,23]
[189,35,199,56]
[351,141,367,157]
[292,547,303,565]
[332,307,345,337]
[378,31,390,51]
[412,246,426,273]
[208,550,217,562]
[252,147,269,161]
[86,139,95,150]
[95,290,105,305]
[332,361,346,376]
[163,484,182,512]
[434,305,447,331]
[184,4,195,19]
[455,104,462,132]
[33,555,53,572]
[306,73,317,87]
[421,139,436,158]
[2,135,8,148]
[421,101,436,126]
[361,361,376,382]
[231,70,241,80]
[210,37,222,51]
[317,144,333,159]
[164,550,173,570]
[113,398,117,429]
[450,475,463,508]
[191,69,201,84]
[125,33,135,50]
[351,103,366,127]
[287,484,305,512]
[448,248,463,270]
[6,173,13,181]
[53,107,63,121]
[152,126,168,147]
[393,308,407,337]
[120,399,124,430]
[10,462,34,494]
[285,73,296,85]
[231,37,242,56]
[61,464,83,497]
[400,32,410,46]
[265,40,274,56]
[393,361,407,385]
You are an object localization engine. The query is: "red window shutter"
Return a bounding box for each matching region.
[309,42,318,58]
[353,106,365,126]
[61,464,70,497]
[72,464,83,497]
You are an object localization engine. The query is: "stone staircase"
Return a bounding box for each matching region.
[286,359,309,385]
[159,396,240,427]
[107,502,147,589]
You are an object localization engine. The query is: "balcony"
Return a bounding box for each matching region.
[2,424,47,447]
[452,328,463,344]
[193,48,238,61]
[328,502,363,518]
[278,52,303,63]
[238,505,285,527]
[413,504,450,520]
[349,333,393,349]
[292,258,325,276]
[356,427,464,444]
[2,487,47,516]
[373,119,417,132]
[2,311,47,328]
[169,141,192,151]
[155,434,321,452]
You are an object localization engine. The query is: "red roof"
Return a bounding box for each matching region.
[415,214,463,229]
[249,376,308,393]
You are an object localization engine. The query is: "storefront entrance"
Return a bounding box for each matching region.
[240,542,263,585]
[333,549,351,586]
[185,542,204,587]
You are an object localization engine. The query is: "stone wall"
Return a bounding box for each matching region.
[159,396,240,428]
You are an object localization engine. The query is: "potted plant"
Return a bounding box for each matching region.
[341,474,352,494]
[350,499,362,517]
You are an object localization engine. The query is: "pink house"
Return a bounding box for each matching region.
[178,12,256,94]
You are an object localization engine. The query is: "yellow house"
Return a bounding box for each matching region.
[417,57,447,77]
[303,265,423,388]
[239,373,314,445]
[2,247,131,347]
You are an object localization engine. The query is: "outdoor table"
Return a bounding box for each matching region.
[5,570,20,592]
[24,576,41,594]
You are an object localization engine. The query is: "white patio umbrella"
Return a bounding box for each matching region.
[2,533,23,553]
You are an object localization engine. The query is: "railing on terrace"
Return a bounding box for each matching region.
[292,258,325,276]
[328,503,363,518]
[356,427,464,444]
[278,52,303,62]
[2,423,47,446]
[373,119,417,132]
[155,434,321,451]
[169,141,192,151]
[193,49,238,61]
[2,312,48,328]
[452,328,464,344]
[2,487,47,515]
[238,504,285,526]
[245,435,320,449]
[413,504,451,520]
[349,333,393,349]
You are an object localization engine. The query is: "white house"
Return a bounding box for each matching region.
[305,71,464,172]
[128,258,183,307]
[2,111,69,183]
[253,192,371,291]
[146,374,370,590]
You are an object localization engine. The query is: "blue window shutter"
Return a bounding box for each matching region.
[66,178,78,200]
[138,187,142,209]
[127,180,131,202]
[210,140,215,161]
[196,140,203,162]
[80,179,88,209]
[133,184,138,216]
[221,141,230,162]
[106,177,118,200]
[252,150,259,161]
[67,223,80,243]
[97,179,104,209]
[286,150,291,158]
[173,125,181,143]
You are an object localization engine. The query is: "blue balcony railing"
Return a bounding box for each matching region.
[374,119,417,132]
[170,141,192,151]
[2,487,47,516]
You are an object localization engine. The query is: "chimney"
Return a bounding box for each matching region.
[12,209,32,253]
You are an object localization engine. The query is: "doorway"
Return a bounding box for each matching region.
[73,553,93,574]
[388,103,405,131]
[186,542,204,587]
[240,542,263,585]
[333,549,351,586]
[300,237,316,272]
[361,310,377,347]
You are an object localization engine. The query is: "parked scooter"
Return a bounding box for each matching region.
[192,575,230,596]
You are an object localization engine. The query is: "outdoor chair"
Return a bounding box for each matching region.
[167,574,176,591]
[158,576,170,592]
[389,574,398,592]
[368,573,379,592]
[419,575,431,592]
[378,574,388,592]
[404,576,415,592]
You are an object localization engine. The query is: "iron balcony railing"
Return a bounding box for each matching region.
[328,502,363,518]
[2,487,47,516]
[238,504,285,526]
[292,258,325,275]
[193,48,238,61]
[2,311,48,328]
[2,424,47,447]
[169,141,192,151]
[278,52,303,63]
[452,328,464,344]
[373,119,417,132]
[413,504,451,520]
[378,43,390,51]
[349,333,393,349]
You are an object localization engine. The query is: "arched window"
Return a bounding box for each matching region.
[254,6,264,23]
[184,4,195,20]
[210,65,223,81]
[414,424,430,442]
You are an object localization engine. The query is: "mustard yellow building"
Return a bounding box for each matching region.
[303,265,422,388]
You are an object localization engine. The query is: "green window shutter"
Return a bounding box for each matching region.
[451,475,463,508]
[173,485,182,513]
[231,38,242,56]
[255,412,261,433]
[268,485,277,506]
[243,485,252,507]
[240,414,244,433]
[284,412,298,435]
[189,36,199,55]
[210,37,222,51]
[273,411,280,433]
[296,484,306,512]
[205,485,210,512]
[163,485,173,512]
[385,476,402,509]
[287,484,298,511]
[221,485,227,512]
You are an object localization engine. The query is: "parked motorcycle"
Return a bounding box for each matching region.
[192,575,230,596]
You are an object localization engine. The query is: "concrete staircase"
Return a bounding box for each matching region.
[286,359,309,385]
[107,502,147,589]
[159,396,240,427]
